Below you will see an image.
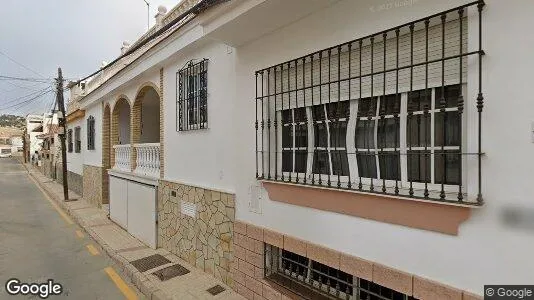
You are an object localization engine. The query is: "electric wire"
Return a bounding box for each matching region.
[0,86,52,107]
[0,49,46,78]
[0,88,53,111]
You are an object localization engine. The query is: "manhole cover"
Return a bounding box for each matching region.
[207,285,226,296]
[131,254,171,272]
[152,264,190,281]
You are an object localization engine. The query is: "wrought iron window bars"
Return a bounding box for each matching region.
[177,59,209,131]
[254,1,485,205]
[265,244,416,300]
[87,116,95,150]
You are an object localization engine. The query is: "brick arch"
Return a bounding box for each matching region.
[131,84,161,170]
[110,94,132,113]
[134,81,161,99]
[110,97,131,169]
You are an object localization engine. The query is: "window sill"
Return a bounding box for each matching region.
[261,180,477,235]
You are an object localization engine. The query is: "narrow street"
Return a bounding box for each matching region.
[0,157,139,299]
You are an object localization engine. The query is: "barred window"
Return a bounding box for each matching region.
[67,129,73,153]
[265,244,416,300]
[74,126,81,153]
[177,59,208,131]
[255,2,487,203]
[87,116,95,150]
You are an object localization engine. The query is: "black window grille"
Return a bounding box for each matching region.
[254,1,485,204]
[74,126,81,153]
[87,116,95,150]
[67,129,73,153]
[177,59,208,131]
[265,244,417,300]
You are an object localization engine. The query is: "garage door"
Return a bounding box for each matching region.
[127,182,157,248]
[109,176,128,229]
[109,175,157,249]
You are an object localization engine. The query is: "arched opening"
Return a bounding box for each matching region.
[132,85,160,144]
[131,84,161,176]
[111,97,131,170]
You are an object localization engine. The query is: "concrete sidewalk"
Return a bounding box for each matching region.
[27,165,243,300]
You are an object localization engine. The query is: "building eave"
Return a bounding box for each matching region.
[66,109,86,124]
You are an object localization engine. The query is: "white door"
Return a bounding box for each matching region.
[109,176,128,229]
[127,181,157,249]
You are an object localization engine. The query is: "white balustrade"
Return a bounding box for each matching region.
[113,144,131,171]
[133,143,160,178]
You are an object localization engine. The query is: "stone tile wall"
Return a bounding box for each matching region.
[83,165,104,207]
[158,180,235,285]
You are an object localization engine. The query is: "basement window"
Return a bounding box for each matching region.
[265,244,416,300]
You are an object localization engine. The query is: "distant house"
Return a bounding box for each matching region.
[0,126,23,157]
[37,124,62,178]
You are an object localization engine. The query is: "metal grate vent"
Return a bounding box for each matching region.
[131,254,171,272]
[152,264,190,281]
[206,285,226,296]
[181,201,196,218]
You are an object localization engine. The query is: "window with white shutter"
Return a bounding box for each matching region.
[255,2,485,204]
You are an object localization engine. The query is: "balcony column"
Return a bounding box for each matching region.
[131,97,142,172]
[110,103,119,168]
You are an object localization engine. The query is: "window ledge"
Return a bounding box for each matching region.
[261,180,477,235]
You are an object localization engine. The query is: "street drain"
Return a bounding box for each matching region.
[152,264,190,281]
[206,285,226,296]
[131,254,171,272]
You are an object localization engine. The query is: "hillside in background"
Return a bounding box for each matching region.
[0,114,25,129]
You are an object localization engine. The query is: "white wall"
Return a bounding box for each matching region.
[230,0,534,295]
[162,40,236,193]
[66,117,84,175]
[83,103,103,167]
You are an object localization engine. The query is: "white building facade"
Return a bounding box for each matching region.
[68,0,534,298]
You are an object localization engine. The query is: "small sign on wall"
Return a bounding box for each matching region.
[181,201,196,218]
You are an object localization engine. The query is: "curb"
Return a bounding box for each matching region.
[27,170,170,300]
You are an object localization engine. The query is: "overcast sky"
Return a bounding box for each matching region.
[0,0,179,116]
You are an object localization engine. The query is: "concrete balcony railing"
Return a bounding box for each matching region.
[133,143,160,178]
[113,144,131,171]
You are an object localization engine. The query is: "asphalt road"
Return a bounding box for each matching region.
[0,157,139,299]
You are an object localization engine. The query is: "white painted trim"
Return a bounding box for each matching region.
[108,169,159,186]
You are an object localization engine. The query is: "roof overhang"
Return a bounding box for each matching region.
[67,109,85,123]
[204,0,341,46]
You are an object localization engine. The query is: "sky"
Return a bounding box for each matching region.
[0,0,180,117]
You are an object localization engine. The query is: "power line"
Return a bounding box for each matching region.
[0,75,52,83]
[0,88,52,111]
[8,92,52,115]
[0,81,50,95]
[0,49,46,79]
[0,86,52,107]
